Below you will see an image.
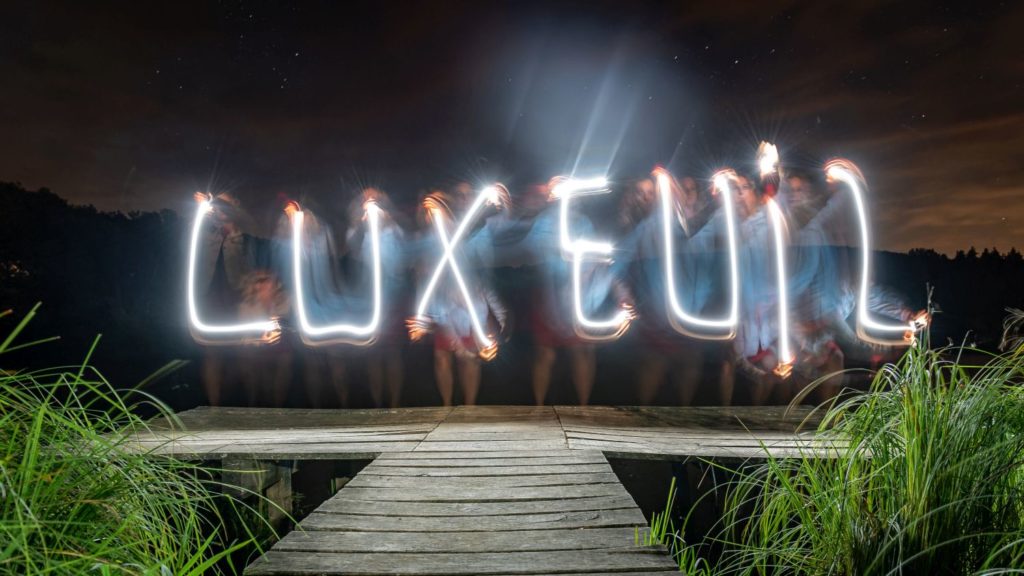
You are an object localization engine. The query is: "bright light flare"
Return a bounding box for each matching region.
[478,341,499,362]
[826,159,923,346]
[757,142,779,178]
[655,168,740,340]
[413,185,504,356]
[186,198,280,344]
[909,309,930,331]
[556,176,634,341]
[290,201,383,346]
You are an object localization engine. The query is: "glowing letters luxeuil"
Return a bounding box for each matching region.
[187,152,928,360]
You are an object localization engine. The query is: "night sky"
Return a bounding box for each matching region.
[1,0,1021,254]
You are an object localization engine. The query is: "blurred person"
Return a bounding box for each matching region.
[449,180,476,219]
[781,170,823,227]
[787,163,927,401]
[280,200,351,408]
[619,176,657,228]
[777,170,848,403]
[616,173,729,405]
[679,176,707,221]
[191,191,264,406]
[345,187,408,408]
[407,189,508,406]
[507,179,633,406]
[238,269,291,406]
[731,173,786,405]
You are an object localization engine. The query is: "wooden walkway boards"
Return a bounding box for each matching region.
[245,449,677,575]
[133,404,830,461]
[125,406,837,574]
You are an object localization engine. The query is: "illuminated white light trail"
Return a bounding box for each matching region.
[765,197,794,377]
[655,169,741,340]
[413,186,504,356]
[826,159,927,346]
[552,176,634,341]
[290,202,383,346]
[186,197,279,344]
[757,142,794,376]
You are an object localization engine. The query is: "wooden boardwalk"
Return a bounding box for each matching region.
[134,404,829,461]
[128,405,833,575]
[246,449,677,575]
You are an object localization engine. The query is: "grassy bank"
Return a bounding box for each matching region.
[653,332,1024,574]
[0,305,267,575]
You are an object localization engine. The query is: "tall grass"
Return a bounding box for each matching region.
[638,476,713,575]
[0,304,265,575]
[699,334,1024,575]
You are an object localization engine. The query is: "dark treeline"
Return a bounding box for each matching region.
[2,182,1021,410]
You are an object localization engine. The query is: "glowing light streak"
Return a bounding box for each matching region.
[826,159,926,346]
[655,168,741,340]
[413,186,504,354]
[186,197,280,344]
[290,202,383,346]
[756,141,794,376]
[765,197,794,377]
[553,176,634,341]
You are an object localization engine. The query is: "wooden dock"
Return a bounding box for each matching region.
[246,449,676,575]
[129,405,834,575]
[134,404,829,461]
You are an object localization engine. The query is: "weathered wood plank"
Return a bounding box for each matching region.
[421,430,566,441]
[637,405,821,431]
[375,450,605,461]
[444,405,559,421]
[414,440,569,451]
[273,527,647,553]
[245,549,677,575]
[347,472,621,489]
[140,438,419,457]
[301,508,647,532]
[561,426,823,440]
[358,463,612,476]
[565,431,844,450]
[130,432,428,445]
[337,483,629,502]
[135,424,435,437]
[315,495,639,517]
[151,406,451,431]
[554,406,662,428]
[567,438,841,460]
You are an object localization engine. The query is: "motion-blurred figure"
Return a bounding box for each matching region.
[238,269,291,406]
[780,170,846,403]
[281,200,350,408]
[786,163,927,402]
[617,173,730,405]
[346,187,407,408]
[191,191,263,406]
[408,189,508,406]
[732,173,786,405]
[503,180,633,406]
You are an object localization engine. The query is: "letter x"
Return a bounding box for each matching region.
[415,187,500,351]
